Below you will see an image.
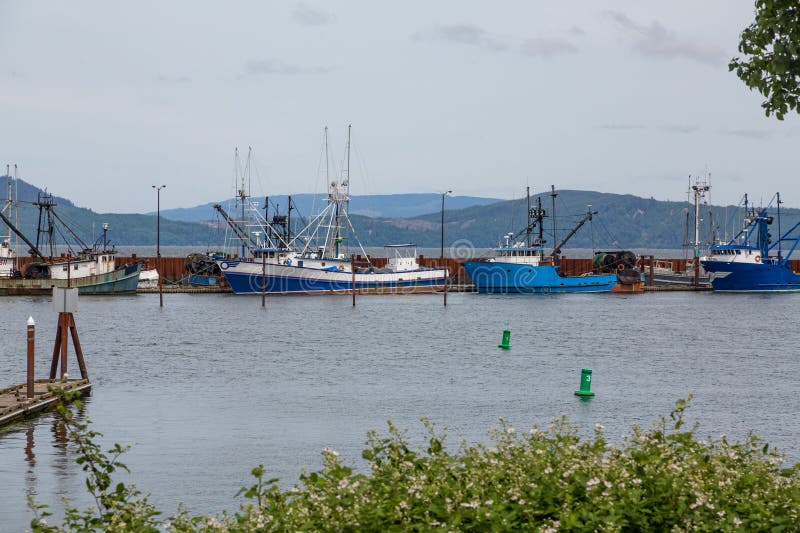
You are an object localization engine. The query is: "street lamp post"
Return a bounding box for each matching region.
[152,185,166,307]
[440,190,452,260]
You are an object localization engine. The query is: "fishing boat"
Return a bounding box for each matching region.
[700,193,800,292]
[0,190,141,295]
[217,127,449,294]
[646,176,711,286]
[463,187,617,293]
[220,244,447,294]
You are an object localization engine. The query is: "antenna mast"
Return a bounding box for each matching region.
[550,185,558,260]
[526,186,531,247]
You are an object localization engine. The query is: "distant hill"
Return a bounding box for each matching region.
[152,193,503,222]
[349,190,800,250]
[0,175,73,207]
[4,176,799,251]
[1,176,217,249]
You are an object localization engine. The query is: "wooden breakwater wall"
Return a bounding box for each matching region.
[16,255,800,285]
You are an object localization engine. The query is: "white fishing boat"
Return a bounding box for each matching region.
[217,127,448,295]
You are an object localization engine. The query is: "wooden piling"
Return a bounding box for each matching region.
[26,318,34,399]
[351,255,356,306]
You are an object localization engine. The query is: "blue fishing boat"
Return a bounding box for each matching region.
[463,186,617,293]
[700,193,800,292]
[464,247,616,293]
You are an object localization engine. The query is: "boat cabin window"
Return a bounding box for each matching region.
[735,250,741,255]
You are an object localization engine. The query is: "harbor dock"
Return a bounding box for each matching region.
[0,379,91,427]
[112,256,722,294]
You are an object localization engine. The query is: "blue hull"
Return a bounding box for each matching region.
[463,261,616,293]
[223,271,445,294]
[701,260,800,292]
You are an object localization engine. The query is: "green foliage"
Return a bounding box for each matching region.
[30,396,800,531]
[730,0,800,120]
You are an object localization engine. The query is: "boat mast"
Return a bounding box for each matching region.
[690,176,710,260]
[526,186,531,247]
[777,192,782,260]
[742,193,749,245]
[537,195,545,256]
[287,194,293,247]
[550,185,557,260]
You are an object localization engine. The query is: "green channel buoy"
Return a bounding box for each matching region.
[498,329,511,349]
[574,368,595,398]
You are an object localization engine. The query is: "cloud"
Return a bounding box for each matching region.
[414,24,507,52]
[721,128,772,140]
[292,2,336,26]
[659,124,699,134]
[567,25,586,37]
[155,73,191,83]
[242,59,332,77]
[604,10,725,66]
[520,37,578,58]
[598,123,647,131]
[600,123,700,134]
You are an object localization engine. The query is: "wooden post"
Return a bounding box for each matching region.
[443,260,447,307]
[68,313,88,379]
[48,312,87,381]
[261,253,266,308]
[49,321,61,380]
[26,317,35,399]
[59,313,68,380]
[351,255,356,306]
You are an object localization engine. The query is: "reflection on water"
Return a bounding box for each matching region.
[25,424,36,500]
[1,292,800,530]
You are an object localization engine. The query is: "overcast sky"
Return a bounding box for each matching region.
[1,1,798,213]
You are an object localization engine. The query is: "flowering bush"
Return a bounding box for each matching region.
[32,395,800,531]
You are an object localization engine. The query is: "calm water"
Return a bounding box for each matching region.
[1,291,800,530]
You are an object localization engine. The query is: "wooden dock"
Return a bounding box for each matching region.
[643,284,712,292]
[0,379,91,428]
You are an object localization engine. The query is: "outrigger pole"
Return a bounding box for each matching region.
[0,211,45,260]
[553,209,598,258]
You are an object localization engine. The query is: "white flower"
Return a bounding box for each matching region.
[544,466,553,474]
[399,501,408,510]
[485,500,494,506]
[586,477,600,488]
[733,517,742,526]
